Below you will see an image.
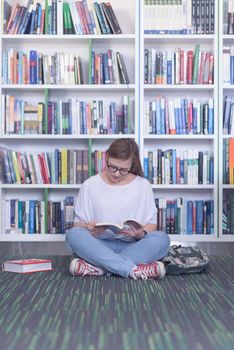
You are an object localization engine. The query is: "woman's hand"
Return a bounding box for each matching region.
[87,222,108,237]
[120,224,145,240]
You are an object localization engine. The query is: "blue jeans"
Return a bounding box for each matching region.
[66,227,170,278]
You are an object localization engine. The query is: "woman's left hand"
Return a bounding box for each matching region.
[120,224,145,240]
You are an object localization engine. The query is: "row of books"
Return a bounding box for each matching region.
[3,197,75,234]
[144,149,214,185]
[144,0,215,35]
[2,195,215,236]
[144,98,214,135]
[0,147,116,185]
[223,96,234,135]
[223,46,234,85]
[223,138,234,184]
[155,198,214,235]
[1,49,129,85]
[1,146,215,185]
[1,95,134,135]
[91,150,106,174]
[4,0,121,35]
[63,0,122,35]
[4,0,55,35]
[144,46,214,85]
[90,50,130,85]
[223,192,234,234]
[2,50,83,85]
[1,148,89,185]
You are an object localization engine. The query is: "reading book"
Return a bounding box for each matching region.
[2,258,53,273]
[95,219,142,235]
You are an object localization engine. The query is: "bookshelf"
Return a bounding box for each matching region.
[0,0,138,241]
[0,0,233,243]
[140,0,219,242]
[219,0,234,242]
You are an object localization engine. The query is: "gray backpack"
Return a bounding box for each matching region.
[162,245,210,275]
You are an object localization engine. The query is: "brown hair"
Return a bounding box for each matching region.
[106,138,144,177]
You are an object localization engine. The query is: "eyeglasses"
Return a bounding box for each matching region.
[106,160,131,176]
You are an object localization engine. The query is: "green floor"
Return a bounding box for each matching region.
[0,255,233,350]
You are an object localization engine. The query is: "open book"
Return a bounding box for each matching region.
[95,219,142,235]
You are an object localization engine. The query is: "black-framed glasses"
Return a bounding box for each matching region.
[106,160,131,176]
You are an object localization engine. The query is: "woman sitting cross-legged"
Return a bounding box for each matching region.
[66,138,170,280]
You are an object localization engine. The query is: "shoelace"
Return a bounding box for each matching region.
[140,264,159,278]
[134,263,159,280]
[133,267,148,280]
[76,260,99,276]
[136,270,148,280]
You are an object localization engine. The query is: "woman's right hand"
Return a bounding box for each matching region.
[87,222,108,237]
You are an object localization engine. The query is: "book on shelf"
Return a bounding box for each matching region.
[223,46,234,85]
[3,0,11,33]
[0,148,4,184]
[223,96,234,135]
[95,219,142,235]
[2,259,53,273]
[225,0,234,34]
[223,138,234,184]
[229,138,234,184]
[63,1,74,34]
[101,2,122,34]
[223,192,234,234]
[116,52,130,85]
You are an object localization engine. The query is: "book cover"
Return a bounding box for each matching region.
[93,2,107,34]
[3,1,11,33]
[116,52,130,85]
[102,2,122,34]
[2,258,53,273]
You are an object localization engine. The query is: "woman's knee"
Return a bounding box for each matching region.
[66,227,89,247]
[148,231,170,251]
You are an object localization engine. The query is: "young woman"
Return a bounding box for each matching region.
[66,138,170,280]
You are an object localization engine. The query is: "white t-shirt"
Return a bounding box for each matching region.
[74,174,156,240]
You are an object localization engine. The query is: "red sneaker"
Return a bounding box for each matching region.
[132,261,165,280]
[69,258,105,276]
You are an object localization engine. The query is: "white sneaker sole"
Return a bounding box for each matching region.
[157,261,166,279]
[69,258,79,276]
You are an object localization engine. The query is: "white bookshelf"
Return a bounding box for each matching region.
[2,34,136,40]
[0,134,135,140]
[1,84,136,91]
[140,0,219,242]
[0,0,139,241]
[219,0,234,242]
[1,0,233,243]
[1,234,66,242]
[144,85,214,91]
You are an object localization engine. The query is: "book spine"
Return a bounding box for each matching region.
[93,2,107,34]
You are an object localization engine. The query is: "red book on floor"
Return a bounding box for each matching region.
[2,258,53,273]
